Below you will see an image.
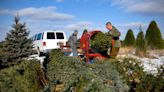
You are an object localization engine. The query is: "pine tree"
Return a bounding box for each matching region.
[124,29,135,47]
[145,20,163,49]
[3,15,33,65]
[163,39,164,48]
[136,26,147,56]
[91,32,112,56]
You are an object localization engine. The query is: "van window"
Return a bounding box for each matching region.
[34,34,37,41]
[47,32,55,39]
[42,33,44,39]
[56,32,64,39]
[37,33,42,40]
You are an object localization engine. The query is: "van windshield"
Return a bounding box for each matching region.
[37,33,42,40]
[56,32,64,39]
[47,32,55,39]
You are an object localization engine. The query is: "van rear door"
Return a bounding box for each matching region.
[55,32,67,47]
[44,32,58,49]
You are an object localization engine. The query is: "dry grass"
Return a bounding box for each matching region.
[146,49,164,57]
[118,47,135,55]
[118,47,164,58]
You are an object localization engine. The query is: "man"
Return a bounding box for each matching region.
[106,22,121,58]
[68,30,78,56]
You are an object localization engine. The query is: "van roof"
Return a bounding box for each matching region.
[44,30,65,33]
[32,30,65,37]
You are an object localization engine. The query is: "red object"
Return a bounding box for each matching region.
[80,30,101,50]
[80,32,90,51]
[80,30,107,63]
[43,42,46,46]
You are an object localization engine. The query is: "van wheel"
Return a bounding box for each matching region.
[39,52,45,56]
[37,47,44,56]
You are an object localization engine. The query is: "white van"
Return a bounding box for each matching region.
[32,30,67,54]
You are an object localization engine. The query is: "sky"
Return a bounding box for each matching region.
[0,0,164,41]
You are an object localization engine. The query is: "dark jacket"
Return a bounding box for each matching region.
[68,34,78,49]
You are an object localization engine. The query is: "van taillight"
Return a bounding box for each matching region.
[43,42,46,46]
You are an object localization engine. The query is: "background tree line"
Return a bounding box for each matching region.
[123,20,164,56]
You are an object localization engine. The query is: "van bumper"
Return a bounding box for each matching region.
[43,49,52,53]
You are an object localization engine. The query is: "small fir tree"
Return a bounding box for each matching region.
[124,29,135,47]
[3,15,33,65]
[136,26,147,56]
[145,20,163,49]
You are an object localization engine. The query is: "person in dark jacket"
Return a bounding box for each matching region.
[106,22,121,58]
[68,30,78,56]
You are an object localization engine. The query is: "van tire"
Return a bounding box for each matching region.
[39,52,45,56]
[37,47,45,56]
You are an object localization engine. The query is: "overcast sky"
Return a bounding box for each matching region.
[0,0,164,41]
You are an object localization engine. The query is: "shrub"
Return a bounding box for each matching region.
[163,39,164,48]
[46,49,128,92]
[0,47,13,68]
[112,58,164,92]
[124,29,135,47]
[0,60,44,92]
[145,20,163,49]
[136,31,147,56]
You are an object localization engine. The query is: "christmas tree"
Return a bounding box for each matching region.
[3,15,33,65]
[136,26,147,56]
[124,29,135,47]
[145,20,163,49]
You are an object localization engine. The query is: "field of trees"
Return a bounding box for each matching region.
[123,20,164,55]
[0,16,164,92]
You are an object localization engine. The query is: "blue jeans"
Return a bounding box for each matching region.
[72,47,77,56]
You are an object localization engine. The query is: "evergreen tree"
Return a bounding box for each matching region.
[145,20,163,49]
[124,29,135,47]
[91,32,112,56]
[163,39,164,48]
[136,26,147,56]
[3,15,33,65]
